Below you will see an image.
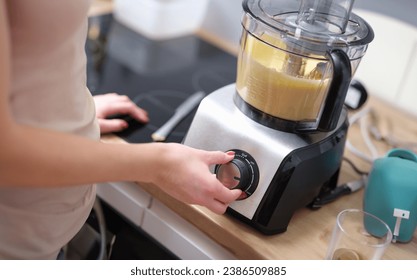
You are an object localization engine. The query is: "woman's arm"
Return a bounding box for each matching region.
[0,1,241,214]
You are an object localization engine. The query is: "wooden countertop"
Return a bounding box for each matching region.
[95,2,417,259]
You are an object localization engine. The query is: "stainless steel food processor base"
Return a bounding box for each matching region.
[183,84,347,220]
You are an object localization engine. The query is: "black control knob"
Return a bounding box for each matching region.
[215,149,259,200]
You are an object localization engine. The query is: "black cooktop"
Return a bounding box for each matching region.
[86,15,237,143]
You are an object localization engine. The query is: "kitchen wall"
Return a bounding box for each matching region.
[200,0,417,116]
[355,0,417,27]
[352,8,417,116]
[353,0,417,116]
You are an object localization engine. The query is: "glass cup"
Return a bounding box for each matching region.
[325,209,393,260]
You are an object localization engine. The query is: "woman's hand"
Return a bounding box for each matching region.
[93,93,149,134]
[146,143,242,214]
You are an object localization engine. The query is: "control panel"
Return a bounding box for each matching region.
[214,149,259,200]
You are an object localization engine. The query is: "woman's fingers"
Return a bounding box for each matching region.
[93,93,149,133]
[97,118,128,134]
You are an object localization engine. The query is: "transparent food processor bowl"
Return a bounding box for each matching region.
[235,0,374,131]
[236,30,332,122]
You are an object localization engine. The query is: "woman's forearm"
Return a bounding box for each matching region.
[0,123,159,187]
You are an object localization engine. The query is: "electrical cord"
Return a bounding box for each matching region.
[345,107,379,163]
[346,106,417,163]
[342,157,368,176]
[92,198,107,260]
[368,119,417,153]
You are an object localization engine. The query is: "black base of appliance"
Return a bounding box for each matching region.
[226,136,346,235]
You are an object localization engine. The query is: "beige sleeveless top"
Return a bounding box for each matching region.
[1,0,100,259]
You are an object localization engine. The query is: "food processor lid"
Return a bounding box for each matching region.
[243,0,374,52]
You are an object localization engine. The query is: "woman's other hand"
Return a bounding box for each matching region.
[93,93,149,134]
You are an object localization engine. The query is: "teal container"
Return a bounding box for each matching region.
[364,148,417,243]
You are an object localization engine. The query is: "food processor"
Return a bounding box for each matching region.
[183,0,374,234]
